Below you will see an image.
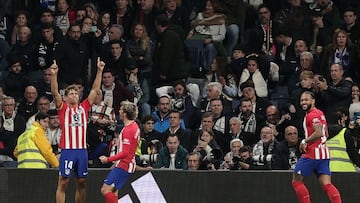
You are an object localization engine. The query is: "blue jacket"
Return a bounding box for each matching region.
[152,111,185,133]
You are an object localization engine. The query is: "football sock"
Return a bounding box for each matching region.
[323,184,342,203]
[292,180,310,203]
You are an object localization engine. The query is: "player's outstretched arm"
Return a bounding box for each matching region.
[49,60,62,109]
[88,57,105,105]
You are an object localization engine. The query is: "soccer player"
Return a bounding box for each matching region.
[50,58,105,203]
[292,91,342,203]
[99,101,140,203]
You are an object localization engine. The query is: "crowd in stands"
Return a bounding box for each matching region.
[1,0,360,171]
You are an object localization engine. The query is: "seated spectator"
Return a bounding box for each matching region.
[2,56,30,102]
[13,112,59,168]
[26,96,51,129]
[204,57,238,101]
[349,83,360,121]
[10,10,30,46]
[0,116,17,167]
[156,80,201,130]
[187,0,227,71]
[208,98,230,135]
[264,105,294,142]
[17,85,39,121]
[162,0,190,34]
[120,62,151,118]
[163,110,192,152]
[187,151,202,170]
[272,125,301,170]
[139,115,163,153]
[220,138,247,170]
[97,11,112,44]
[239,80,272,123]
[101,69,134,119]
[152,95,185,133]
[252,126,279,170]
[154,134,188,170]
[227,45,248,84]
[87,91,116,164]
[200,82,232,115]
[1,97,26,139]
[192,129,223,170]
[46,109,61,154]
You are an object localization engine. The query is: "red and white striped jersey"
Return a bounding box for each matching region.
[302,107,330,160]
[58,99,91,149]
[107,121,140,173]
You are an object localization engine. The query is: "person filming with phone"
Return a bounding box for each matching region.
[315,63,352,116]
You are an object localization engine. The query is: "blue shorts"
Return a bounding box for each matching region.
[104,168,131,190]
[293,157,331,177]
[59,149,88,178]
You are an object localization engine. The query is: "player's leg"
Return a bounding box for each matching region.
[56,176,70,203]
[317,159,342,203]
[292,158,313,203]
[101,183,118,203]
[75,149,88,203]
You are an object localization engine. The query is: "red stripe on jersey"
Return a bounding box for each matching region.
[58,99,91,149]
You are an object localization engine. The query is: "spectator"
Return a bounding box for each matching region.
[154,14,188,85]
[239,80,272,123]
[327,111,360,172]
[132,0,160,43]
[220,138,250,170]
[156,80,201,130]
[341,7,360,46]
[187,0,227,70]
[37,23,61,73]
[54,0,75,35]
[9,25,39,80]
[252,126,279,170]
[75,7,86,23]
[87,91,116,164]
[204,57,238,101]
[154,134,188,170]
[209,98,229,135]
[97,11,112,44]
[26,96,51,129]
[238,55,270,98]
[17,85,39,121]
[187,151,202,170]
[200,82,232,115]
[163,110,192,152]
[349,83,360,121]
[121,62,151,118]
[2,56,30,102]
[46,109,61,154]
[316,63,352,116]
[13,112,59,168]
[10,10,29,46]
[192,129,222,170]
[1,96,26,139]
[139,115,162,155]
[233,98,262,147]
[265,104,294,142]
[83,2,99,25]
[0,115,17,167]
[152,95,185,133]
[320,29,360,81]
[101,69,134,118]
[103,39,130,82]
[227,44,248,84]
[111,0,135,40]
[32,8,64,43]
[162,0,190,34]
[127,23,152,76]
[55,23,91,85]
[272,125,301,170]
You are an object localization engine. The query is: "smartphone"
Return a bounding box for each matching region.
[90,26,97,32]
[354,112,360,121]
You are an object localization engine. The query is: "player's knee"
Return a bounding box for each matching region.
[76,179,86,188]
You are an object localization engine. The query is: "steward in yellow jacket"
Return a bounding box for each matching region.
[14,112,59,168]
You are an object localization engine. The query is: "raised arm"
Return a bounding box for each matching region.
[50,60,63,109]
[88,57,105,105]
